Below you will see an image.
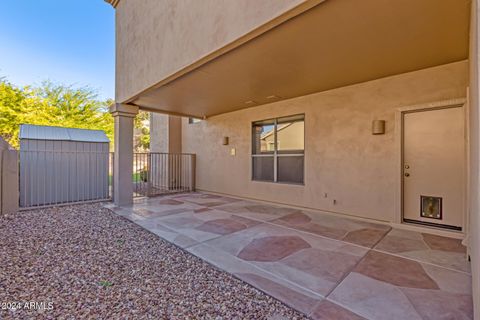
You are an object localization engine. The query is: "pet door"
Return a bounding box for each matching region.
[420,196,442,220]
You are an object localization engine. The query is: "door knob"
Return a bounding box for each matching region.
[404,172,410,177]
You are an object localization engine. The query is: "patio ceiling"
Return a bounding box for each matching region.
[128,0,470,118]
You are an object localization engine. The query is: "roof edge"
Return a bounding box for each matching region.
[104,0,120,8]
[19,124,110,143]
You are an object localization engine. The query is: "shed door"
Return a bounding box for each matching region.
[402,106,465,230]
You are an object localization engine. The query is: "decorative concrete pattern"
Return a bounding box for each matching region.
[237,235,311,262]
[176,193,241,207]
[329,251,472,320]
[354,251,439,289]
[272,211,391,248]
[374,228,470,273]
[202,223,368,297]
[154,209,261,245]
[187,243,322,315]
[214,201,302,221]
[106,192,472,319]
[310,300,367,320]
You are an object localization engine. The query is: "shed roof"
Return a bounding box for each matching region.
[19,124,110,143]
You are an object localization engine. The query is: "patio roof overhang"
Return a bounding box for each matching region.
[125,0,470,119]
[104,0,120,8]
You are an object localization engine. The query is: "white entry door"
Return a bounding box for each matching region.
[402,105,465,231]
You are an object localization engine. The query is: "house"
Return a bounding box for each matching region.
[105,0,479,317]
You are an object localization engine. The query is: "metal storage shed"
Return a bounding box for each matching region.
[19,124,110,208]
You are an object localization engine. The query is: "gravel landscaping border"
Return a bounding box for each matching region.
[0,203,308,319]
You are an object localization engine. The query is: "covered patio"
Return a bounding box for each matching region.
[106,192,472,319]
[107,0,479,317]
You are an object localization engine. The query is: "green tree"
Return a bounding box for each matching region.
[134,111,150,151]
[0,80,114,149]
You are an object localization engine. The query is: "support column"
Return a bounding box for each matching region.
[469,1,480,318]
[110,103,139,206]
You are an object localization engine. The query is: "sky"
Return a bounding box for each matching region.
[0,0,115,100]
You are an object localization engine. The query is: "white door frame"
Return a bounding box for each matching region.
[394,98,468,235]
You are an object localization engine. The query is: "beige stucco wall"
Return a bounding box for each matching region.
[115,0,314,102]
[182,61,468,222]
[150,114,169,153]
[0,138,18,215]
[150,113,182,153]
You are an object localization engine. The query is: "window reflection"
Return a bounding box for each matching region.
[251,114,305,184]
[252,119,275,154]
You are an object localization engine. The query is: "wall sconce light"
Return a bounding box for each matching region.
[223,136,229,145]
[372,120,386,135]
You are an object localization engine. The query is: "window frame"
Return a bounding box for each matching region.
[251,113,305,185]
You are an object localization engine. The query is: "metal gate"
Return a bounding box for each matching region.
[133,153,195,197]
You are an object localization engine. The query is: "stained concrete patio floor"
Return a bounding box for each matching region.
[105,192,472,320]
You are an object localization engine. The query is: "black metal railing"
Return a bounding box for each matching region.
[133,153,196,197]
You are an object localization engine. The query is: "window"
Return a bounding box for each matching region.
[252,114,304,184]
[188,118,202,124]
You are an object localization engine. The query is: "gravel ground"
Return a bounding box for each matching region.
[0,203,308,319]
